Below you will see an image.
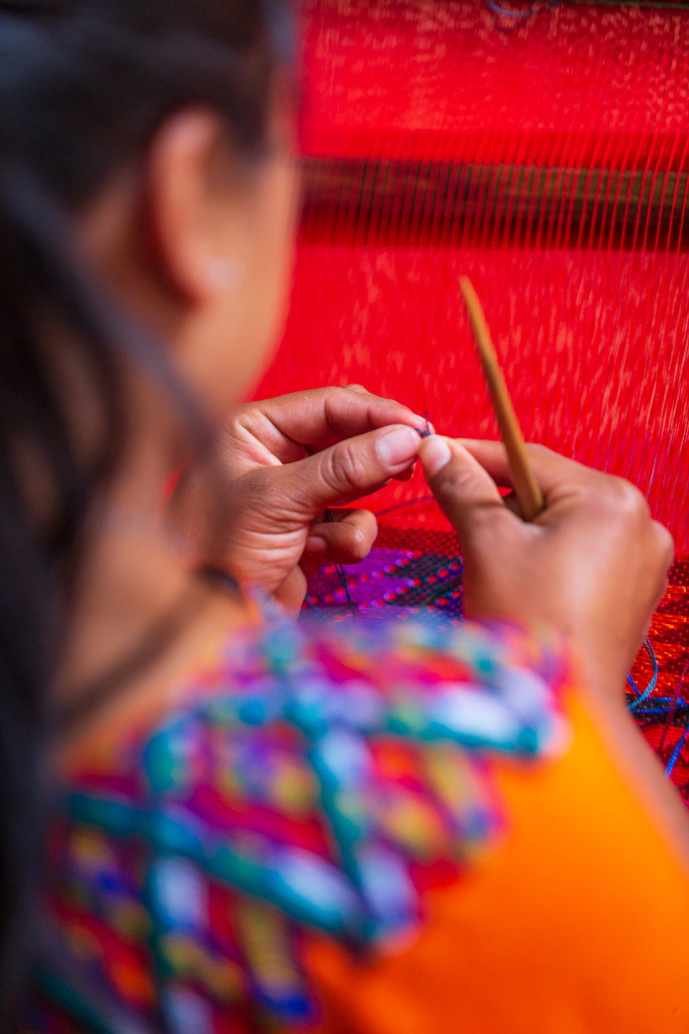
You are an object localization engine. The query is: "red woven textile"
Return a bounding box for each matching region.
[256,0,689,794]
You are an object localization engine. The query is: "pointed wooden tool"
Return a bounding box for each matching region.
[459,276,545,522]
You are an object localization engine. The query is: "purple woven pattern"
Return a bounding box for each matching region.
[305,538,463,620]
[305,523,689,802]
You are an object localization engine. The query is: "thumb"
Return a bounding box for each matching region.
[280,424,421,515]
[419,435,513,546]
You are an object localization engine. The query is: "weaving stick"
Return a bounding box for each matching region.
[459,277,545,522]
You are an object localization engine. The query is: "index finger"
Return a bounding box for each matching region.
[239,387,429,458]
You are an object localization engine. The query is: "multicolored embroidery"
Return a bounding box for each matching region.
[34,614,570,1033]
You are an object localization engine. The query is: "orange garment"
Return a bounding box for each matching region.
[39,616,689,1033]
[305,695,689,1034]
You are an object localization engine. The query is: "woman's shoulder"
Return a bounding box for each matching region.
[46,611,572,1028]
[61,610,570,935]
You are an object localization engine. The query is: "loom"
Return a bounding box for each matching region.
[255,0,689,798]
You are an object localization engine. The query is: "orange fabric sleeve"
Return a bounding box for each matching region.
[302,694,689,1034]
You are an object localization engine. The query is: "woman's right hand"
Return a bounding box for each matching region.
[418,437,674,700]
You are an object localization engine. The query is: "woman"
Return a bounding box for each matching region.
[1,1,688,1031]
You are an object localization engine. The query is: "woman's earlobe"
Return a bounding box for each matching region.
[207,257,245,291]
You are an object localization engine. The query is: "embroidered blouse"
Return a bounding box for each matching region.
[29,613,569,1033]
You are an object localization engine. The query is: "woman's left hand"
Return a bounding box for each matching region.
[167,387,427,610]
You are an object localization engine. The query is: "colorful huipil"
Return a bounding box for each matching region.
[30,614,569,1033]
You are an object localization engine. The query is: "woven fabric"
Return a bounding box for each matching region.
[306,507,689,801]
[256,0,689,791]
[31,614,567,1033]
[257,0,689,547]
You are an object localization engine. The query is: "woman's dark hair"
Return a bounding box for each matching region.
[0,0,291,1021]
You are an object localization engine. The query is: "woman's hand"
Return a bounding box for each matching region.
[419,436,674,699]
[168,387,428,610]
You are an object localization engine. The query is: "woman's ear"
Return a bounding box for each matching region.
[143,108,245,306]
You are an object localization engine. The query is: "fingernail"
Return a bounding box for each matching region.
[305,535,327,556]
[375,426,420,467]
[411,414,435,434]
[419,435,452,477]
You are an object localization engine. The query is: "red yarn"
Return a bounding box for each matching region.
[257,0,689,550]
[255,1,689,791]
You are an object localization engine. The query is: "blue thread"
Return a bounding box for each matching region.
[417,411,432,438]
[627,638,658,711]
[484,0,561,18]
[324,509,357,618]
[666,726,689,778]
[624,638,689,780]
